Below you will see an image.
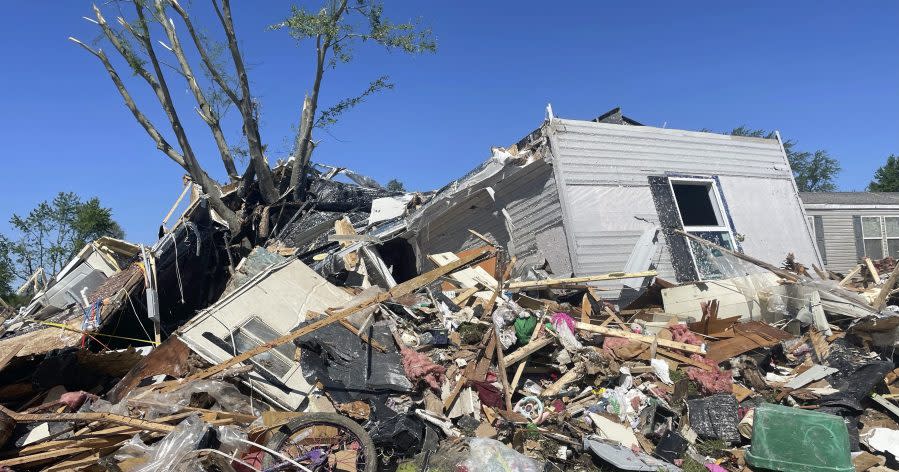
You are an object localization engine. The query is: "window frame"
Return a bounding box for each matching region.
[860,215,899,260]
[230,316,297,379]
[667,177,737,279]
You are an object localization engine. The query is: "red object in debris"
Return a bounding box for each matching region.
[401,348,445,390]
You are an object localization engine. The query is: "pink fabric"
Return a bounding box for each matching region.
[551,312,576,332]
[687,355,733,394]
[401,348,445,390]
[59,391,96,411]
[705,464,727,472]
[669,324,703,345]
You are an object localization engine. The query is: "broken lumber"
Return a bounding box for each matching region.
[507,270,657,290]
[541,364,584,397]
[872,260,899,311]
[0,405,175,435]
[839,264,862,286]
[502,336,555,366]
[865,257,881,284]
[163,248,495,391]
[574,322,706,354]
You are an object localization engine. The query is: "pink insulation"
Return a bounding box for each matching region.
[401,348,446,390]
[602,336,633,355]
[687,355,733,394]
[669,324,703,345]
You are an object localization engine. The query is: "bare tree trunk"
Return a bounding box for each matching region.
[133,5,240,229]
[155,1,238,182]
[214,0,279,204]
[287,0,348,201]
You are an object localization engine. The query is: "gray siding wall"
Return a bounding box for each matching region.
[412,158,568,274]
[547,119,820,282]
[803,206,899,273]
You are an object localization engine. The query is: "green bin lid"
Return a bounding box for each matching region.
[745,403,853,472]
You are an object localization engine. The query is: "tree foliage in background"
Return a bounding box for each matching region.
[0,239,13,298]
[271,0,436,199]
[0,193,123,291]
[72,0,435,234]
[385,179,406,192]
[727,126,841,192]
[868,154,899,192]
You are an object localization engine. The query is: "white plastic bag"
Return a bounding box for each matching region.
[459,438,542,472]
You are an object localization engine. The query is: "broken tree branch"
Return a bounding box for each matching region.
[155,1,238,181]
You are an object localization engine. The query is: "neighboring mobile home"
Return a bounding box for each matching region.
[401,108,821,299]
[800,192,899,273]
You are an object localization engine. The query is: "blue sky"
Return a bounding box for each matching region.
[1,1,896,244]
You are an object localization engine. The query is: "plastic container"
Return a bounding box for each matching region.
[745,403,853,472]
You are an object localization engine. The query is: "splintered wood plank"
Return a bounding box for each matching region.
[706,321,793,362]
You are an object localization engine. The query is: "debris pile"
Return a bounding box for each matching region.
[1,169,899,472]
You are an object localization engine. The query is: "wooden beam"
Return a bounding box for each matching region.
[575,322,706,354]
[510,320,544,395]
[452,287,479,305]
[656,348,713,371]
[162,248,495,391]
[839,264,862,286]
[502,336,554,366]
[494,330,513,412]
[541,364,583,397]
[507,270,657,290]
[873,261,899,311]
[865,258,881,284]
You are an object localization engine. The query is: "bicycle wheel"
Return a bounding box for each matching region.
[261,412,376,472]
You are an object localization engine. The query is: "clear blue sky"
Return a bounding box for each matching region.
[1,1,896,244]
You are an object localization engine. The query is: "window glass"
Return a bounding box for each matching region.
[885,217,899,238]
[687,231,735,280]
[862,217,882,238]
[888,239,899,259]
[864,239,884,259]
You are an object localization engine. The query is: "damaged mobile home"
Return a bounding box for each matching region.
[2,108,899,472]
[397,107,822,301]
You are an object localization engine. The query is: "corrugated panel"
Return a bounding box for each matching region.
[413,159,567,273]
[494,159,566,271]
[550,119,792,186]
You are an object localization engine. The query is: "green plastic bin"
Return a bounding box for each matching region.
[745,403,853,472]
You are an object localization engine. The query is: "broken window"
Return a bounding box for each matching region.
[669,178,736,280]
[230,316,296,378]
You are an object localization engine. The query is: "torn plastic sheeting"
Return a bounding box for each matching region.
[820,354,894,412]
[366,398,426,451]
[459,437,543,472]
[583,437,682,472]
[128,414,207,472]
[129,379,259,419]
[309,178,387,212]
[687,394,740,444]
[297,321,412,403]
